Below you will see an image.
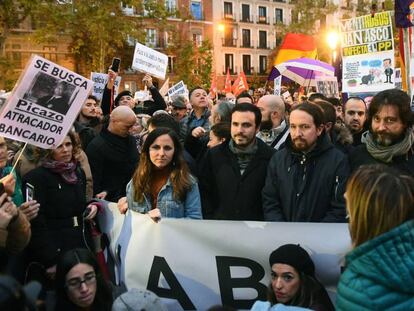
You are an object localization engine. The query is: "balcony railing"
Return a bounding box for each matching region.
[222,13,236,21]
[222,38,238,47]
[273,17,284,25]
[222,66,237,75]
[257,16,270,24]
[240,15,254,23]
[241,40,254,48]
[257,41,271,49]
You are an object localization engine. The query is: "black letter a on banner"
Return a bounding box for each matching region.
[216,256,267,309]
[147,256,195,310]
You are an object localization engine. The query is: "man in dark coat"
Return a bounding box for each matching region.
[263,102,349,222]
[199,103,274,221]
[343,97,367,146]
[349,89,414,175]
[86,106,139,202]
[37,81,69,115]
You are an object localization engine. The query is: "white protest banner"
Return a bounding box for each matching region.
[132,42,168,80]
[273,76,282,96]
[316,77,339,98]
[0,55,93,149]
[98,203,351,310]
[340,11,394,93]
[167,80,186,97]
[90,72,121,101]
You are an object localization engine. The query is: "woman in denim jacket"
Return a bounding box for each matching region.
[126,128,202,220]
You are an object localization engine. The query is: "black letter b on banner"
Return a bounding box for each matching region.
[216,256,267,309]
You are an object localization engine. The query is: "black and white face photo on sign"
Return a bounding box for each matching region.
[23,72,76,115]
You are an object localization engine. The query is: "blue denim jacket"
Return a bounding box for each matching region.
[126,177,202,219]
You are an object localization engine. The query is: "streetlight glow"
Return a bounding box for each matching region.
[327,31,339,50]
[218,24,225,32]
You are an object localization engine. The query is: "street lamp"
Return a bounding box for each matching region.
[327,30,339,64]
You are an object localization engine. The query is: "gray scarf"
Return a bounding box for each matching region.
[257,120,287,145]
[228,139,258,175]
[361,129,414,163]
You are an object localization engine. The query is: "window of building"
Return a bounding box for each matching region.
[193,33,203,47]
[258,31,267,48]
[165,0,176,13]
[224,2,233,18]
[242,29,251,47]
[43,45,58,62]
[124,81,137,94]
[168,56,175,73]
[258,6,267,23]
[275,8,283,23]
[259,55,267,74]
[225,54,234,73]
[145,28,157,47]
[242,55,251,74]
[241,4,250,22]
[121,2,135,15]
[191,0,203,20]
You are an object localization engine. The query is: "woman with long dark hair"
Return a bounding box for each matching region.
[124,127,201,220]
[55,248,112,311]
[251,244,334,311]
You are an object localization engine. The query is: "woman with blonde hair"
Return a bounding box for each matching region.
[125,127,202,220]
[336,164,414,310]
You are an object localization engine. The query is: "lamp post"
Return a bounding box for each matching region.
[326,30,339,65]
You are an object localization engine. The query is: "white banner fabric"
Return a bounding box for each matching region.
[90,72,121,101]
[132,43,168,80]
[99,203,351,310]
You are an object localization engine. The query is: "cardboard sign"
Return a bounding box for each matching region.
[0,55,93,149]
[340,11,395,93]
[132,42,168,80]
[90,72,121,101]
[274,76,282,96]
[315,77,340,98]
[167,80,186,97]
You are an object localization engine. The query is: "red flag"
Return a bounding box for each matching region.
[209,74,217,98]
[224,67,232,93]
[274,33,317,65]
[232,71,249,97]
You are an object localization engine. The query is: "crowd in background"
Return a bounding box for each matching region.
[0,67,413,311]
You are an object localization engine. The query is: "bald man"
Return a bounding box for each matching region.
[86,106,139,201]
[256,95,289,150]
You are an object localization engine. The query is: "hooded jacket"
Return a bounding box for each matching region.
[262,133,349,222]
[336,220,414,310]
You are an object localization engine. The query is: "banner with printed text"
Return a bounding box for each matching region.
[340,11,394,93]
[132,43,168,80]
[98,203,351,310]
[0,55,93,149]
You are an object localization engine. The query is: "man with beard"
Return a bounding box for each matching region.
[343,97,367,146]
[349,89,414,175]
[199,103,274,220]
[262,102,349,222]
[256,95,289,150]
[74,95,102,150]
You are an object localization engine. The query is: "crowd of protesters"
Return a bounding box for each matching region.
[0,67,413,311]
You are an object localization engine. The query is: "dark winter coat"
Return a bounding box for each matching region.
[199,139,274,221]
[23,165,89,268]
[349,143,414,175]
[86,127,139,202]
[262,133,349,222]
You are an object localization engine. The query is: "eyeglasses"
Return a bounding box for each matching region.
[66,272,96,290]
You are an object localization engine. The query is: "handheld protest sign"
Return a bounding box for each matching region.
[0,55,93,149]
[167,80,186,97]
[131,42,168,80]
[90,72,121,101]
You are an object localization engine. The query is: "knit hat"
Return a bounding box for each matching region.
[269,244,315,277]
[114,90,133,107]
[112,288,167,311]
[171,95,186,109]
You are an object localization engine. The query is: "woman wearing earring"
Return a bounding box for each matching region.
[124,127,202,220]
